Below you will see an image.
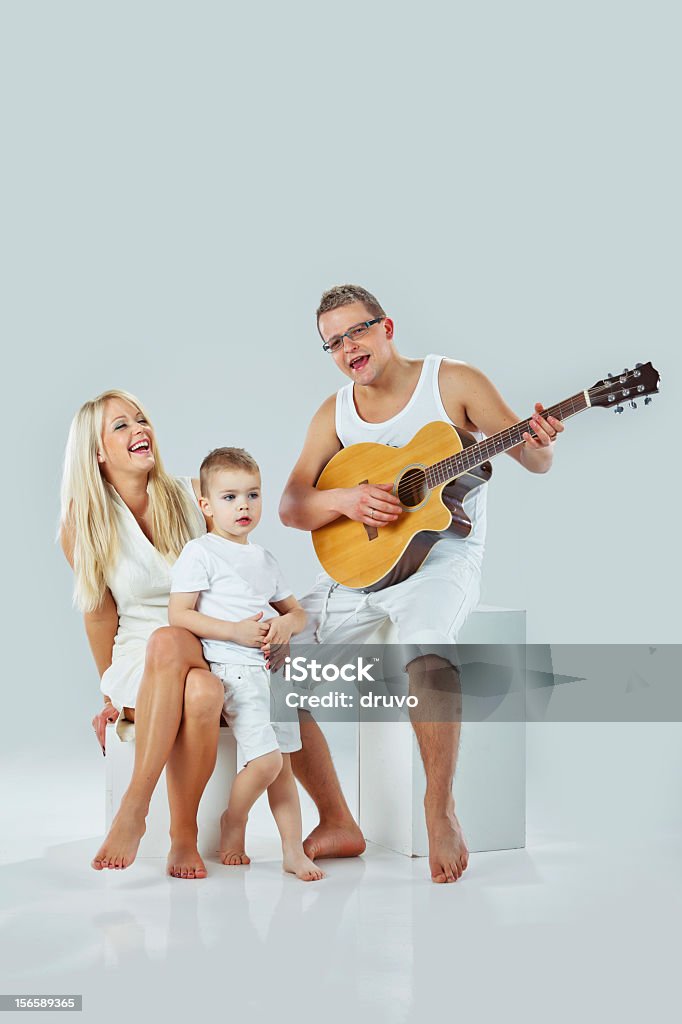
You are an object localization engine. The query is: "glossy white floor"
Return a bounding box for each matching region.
[1,726,680,1024]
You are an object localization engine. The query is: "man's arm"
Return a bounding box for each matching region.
[279,395,402,530]
[440,361,562,474]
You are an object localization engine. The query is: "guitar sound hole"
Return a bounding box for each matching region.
[397,467,427,509]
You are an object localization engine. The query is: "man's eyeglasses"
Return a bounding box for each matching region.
[321,317,386,354]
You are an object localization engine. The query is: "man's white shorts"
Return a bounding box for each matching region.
[209,662,301,767]
[296,543,481,668]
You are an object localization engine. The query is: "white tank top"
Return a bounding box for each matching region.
[334,354,487,565]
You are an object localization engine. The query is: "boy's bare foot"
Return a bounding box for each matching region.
[91,805,146,871]
[425,799,469,884]
[219,810,250,866]
[302,820,366,860]
[167,836,208,879]
[283,847,325,882]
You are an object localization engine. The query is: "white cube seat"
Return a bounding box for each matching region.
[104,723,237,859]
[359,604,527,855]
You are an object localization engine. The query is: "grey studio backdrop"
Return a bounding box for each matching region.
[1,1,681,846]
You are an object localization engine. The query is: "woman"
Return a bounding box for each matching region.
[60,389,224,878]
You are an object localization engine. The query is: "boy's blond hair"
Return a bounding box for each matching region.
[200,447,260,497]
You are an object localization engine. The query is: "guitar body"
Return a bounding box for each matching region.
[312,421,492,591]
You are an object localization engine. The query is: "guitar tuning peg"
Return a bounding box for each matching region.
[635,362,642,368]
[607,372,613,379]
[630,400,637,409]
[615,405,624,414]
[644,396,652,405]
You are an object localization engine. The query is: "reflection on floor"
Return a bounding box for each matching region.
[1,756,680,1022]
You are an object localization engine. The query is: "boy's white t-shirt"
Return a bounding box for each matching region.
[170,533,292,667]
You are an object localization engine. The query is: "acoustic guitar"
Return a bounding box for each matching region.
[312,362,661,591]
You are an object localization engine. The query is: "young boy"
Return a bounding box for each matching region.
[169,447,324,882]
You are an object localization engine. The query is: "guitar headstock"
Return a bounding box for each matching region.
[590,361,660,413]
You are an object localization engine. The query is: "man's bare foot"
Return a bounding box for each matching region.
[425,801,469,884]
[167,837,208,880]
[283,846,325,882]
[219,810,250,866]
[303,820,366,860]
[91,805,146,871]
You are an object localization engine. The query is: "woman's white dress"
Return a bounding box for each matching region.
[100,477,205,712]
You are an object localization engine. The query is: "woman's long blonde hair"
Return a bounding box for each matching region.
[60,389,200,612]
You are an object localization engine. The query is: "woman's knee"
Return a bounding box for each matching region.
[145,626,202,673]
[183,668,224,721]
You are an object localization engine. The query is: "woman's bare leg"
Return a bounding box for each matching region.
[92,627,209,871]
[165,668,224,879]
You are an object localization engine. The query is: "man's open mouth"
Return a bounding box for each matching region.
[349,354,369,371]
[129,440,150,453]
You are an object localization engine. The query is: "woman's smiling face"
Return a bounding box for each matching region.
[98,397,156,479]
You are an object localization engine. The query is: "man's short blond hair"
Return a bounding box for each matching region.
[316,284,386,333]
[199,447,260,497]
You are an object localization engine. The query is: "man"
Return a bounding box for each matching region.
[279,284,563,883]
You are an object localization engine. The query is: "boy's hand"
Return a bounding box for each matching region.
[231,612,269,648]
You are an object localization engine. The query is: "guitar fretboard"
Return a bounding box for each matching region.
[425,391,590,487]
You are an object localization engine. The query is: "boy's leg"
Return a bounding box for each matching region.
[220,749,282,865]
[266,755,324,881]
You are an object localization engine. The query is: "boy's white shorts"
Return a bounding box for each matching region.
[209,662,301,767]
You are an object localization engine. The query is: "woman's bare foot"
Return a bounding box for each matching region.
[91,804,147,871]
[167,833,208,879]
[283,846,325,882]
[219,810,250,866]
[425,798,469,884]
[302,819,366,860]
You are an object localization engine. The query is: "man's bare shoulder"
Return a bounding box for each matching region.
[315,392,337,417]
[307,391,338,432]
[437,359,504,431]
[298,392,340,454]
[439,358,484,387]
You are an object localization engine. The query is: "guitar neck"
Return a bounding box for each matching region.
[427,390,591,486]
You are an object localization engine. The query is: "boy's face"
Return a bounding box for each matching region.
[201,467,262,543]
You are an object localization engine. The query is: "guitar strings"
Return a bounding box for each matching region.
[427,376,651,488]
[386,373,655,500]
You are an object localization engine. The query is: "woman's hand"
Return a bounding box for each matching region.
[261,614,295,649]
[261,615,296,672]
[92,702,119,754]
